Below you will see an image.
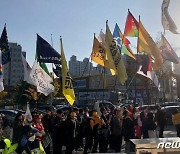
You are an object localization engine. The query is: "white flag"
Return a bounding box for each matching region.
[137,66,160,91]
[21,54,35,85]
[0,52,4,92]
[29,59,54,96]
[98,29,105,46]
[162,0,179,34]
[24,103,32,124]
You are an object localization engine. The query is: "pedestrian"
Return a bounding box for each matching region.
[155,105,166,138]
[42,109,52,154]
[51,109,65,154]
[83,111,93,154]
[64,111,78,154]
[12,112,24,143]
[76,108,85,151]
[123,110,135,153]
[90,110,105,153]
[1,116,13,141]
[99,107,109,153]
[172,109,180,137]
[32,114,45,143]
[83,107,89,120]
[140,111,148,138]
[110,109,123,152]
[146,112,157,138]
[0,114,3,140]
[15,125,45,154]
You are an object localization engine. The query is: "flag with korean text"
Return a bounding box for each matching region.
[61,38,75,105]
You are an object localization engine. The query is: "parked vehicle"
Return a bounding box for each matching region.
[140,104,157,112]
[37,105,56,112]
[162,106,180,125]
[161,102,180,107]
[0,109,24,125]
[86,100,116,115]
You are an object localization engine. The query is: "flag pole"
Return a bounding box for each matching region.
[49,34,54,106]
[50,34,54,73]
[123,9,130,103]
[122,9,138,103]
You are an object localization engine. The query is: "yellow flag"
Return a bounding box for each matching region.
[138,21,163,70]
[105,22,128,85]
[61,38,75,105]
[91,36,109,67]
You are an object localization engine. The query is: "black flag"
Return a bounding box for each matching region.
[0,25,11,65]
[36,34,61,64]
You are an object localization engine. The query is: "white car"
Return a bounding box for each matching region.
[93,100,116,115]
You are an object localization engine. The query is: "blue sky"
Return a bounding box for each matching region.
[0,0,180,67]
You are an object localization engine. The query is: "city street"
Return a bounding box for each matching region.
[61,125,178,154]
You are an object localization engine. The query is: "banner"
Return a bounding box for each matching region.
[105,22,128,85]
[137,66,160,91]
[162,0,179,34]
[159,34,179,64]
[138,20,163,70]
[24,103,32,125]
[36,34,61,64]
[21,54,34,85]
[91,36,109,67]
[61,38,75,105]
[30,59,54,96]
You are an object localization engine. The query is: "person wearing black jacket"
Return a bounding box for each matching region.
[83,111,93,154]
[12,112,24,144]
[146,112,157,138]
[123,110,135,153]
[76,109,85,150]
[155,105,166,138]
[99,107,109,153]
[42,109,52,154]
[64,111,78,154]
[51,109,65,154]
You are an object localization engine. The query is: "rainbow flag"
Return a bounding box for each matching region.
[124,10,138,37]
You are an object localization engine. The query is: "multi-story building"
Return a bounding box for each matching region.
[174,57,180,98]
[3,43,26,86]
[159,61,178,101]
[69,55,110,77]
[69,55,81,77]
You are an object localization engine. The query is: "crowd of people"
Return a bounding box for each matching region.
[0,104,180,154]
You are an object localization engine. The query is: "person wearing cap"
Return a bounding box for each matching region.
[64,111,78,154]
[51,109,65,154]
